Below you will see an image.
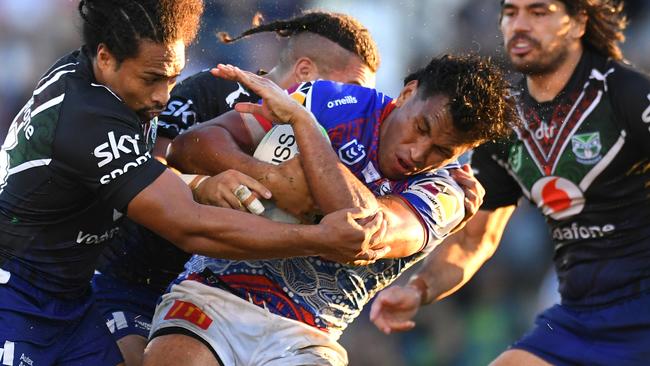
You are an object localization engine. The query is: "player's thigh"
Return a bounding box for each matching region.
[490,349,553,366]
[117,334,148,366]
[142,334,222,366]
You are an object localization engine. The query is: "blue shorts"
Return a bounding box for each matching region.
[512,291,650,366]
[0,268,123,366]
[92,272,161,341]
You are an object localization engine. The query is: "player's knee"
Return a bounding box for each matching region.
[116,334,148,366]
[143,334,220,366]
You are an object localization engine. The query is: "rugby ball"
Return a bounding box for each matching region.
[252,124,329,224]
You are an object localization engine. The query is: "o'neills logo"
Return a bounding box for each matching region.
[327,95,357,108]
[552,222,615,241]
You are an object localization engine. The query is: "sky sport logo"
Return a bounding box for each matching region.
[326,95,357,109]
[94,131,141,168]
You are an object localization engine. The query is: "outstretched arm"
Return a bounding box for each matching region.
[127,168,387,263]
[370,205,515,333]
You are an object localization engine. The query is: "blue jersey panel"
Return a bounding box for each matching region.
[0,269,123,365]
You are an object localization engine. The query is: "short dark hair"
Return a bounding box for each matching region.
[557,0,627,61]
[218,10,380,72]
[78,0,204,63]
[405,54,518,144]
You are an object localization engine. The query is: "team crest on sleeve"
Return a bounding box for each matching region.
[337,139,366,165]
[571,132,602,164]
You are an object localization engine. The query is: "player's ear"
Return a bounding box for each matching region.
[394,80,418,108]
[95,43,119,73]
[293,57,318,83]
[571,10,588,39]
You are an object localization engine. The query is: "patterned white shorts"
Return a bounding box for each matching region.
[150,280,348,366]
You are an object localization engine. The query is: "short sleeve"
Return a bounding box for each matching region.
[398,167,465,252]
[158,71,259,139]
[608,63,650,156]
[471,142,522,210]
[55,99,166,211]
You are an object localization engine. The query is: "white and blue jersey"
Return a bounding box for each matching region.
[174,80,465,336]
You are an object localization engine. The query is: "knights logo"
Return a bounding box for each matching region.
[338,139,366,165]
[571,132,602,165]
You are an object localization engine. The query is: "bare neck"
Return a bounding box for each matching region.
[526,46,584,103]
[264,66,293,90]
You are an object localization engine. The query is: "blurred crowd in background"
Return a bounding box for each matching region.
[1,1,648,365]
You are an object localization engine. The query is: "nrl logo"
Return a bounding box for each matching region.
[338,139,366,165]
[508,144,523,172]
[571,132,602,165]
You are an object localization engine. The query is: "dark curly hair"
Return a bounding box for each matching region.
[217,10,380,72]
[78,0,204,63]
[558,0,627,61]
[404,54,518,144]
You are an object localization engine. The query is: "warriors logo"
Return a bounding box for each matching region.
[571,132,602,165]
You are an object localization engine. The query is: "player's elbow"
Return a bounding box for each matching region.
[476,235,500,261]
[166,133,194,171]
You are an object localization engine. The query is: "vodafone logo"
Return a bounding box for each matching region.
[531,176,584,220]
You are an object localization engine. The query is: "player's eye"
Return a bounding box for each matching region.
[433,145,453,159]
[416,119,429,135]
[142,77,158,85]
[501,9,516,18]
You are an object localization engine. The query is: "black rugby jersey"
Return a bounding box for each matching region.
[473,49,650,307]
[97,70,260,292]
[157,69,261,139]
[0,48,166,298]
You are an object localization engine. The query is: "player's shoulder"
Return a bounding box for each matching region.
[62,81,137,129]
[176,69,235,94]
[608,59,650,92]
[309,80,383,99]
[35,49,137,129]
[175,69,257,101]
[304,80,390,116]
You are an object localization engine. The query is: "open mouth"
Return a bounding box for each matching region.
[508,35,538,57]
[397,157,413,174]
[510,41,533,56]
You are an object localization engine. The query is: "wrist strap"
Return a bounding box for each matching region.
[180,174,209,191]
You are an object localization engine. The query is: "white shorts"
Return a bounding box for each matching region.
[150,280,348,366]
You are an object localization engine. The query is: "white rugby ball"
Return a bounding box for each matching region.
[252,124,329,224]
